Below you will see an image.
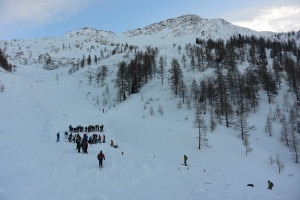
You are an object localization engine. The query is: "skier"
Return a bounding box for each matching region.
[184,155,188,166]
[56,132,60,142]
[97,150,105,168]
[267,180,274,190]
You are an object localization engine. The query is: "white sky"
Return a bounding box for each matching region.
[0,0,299,39]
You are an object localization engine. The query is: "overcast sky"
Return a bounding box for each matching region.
[0,0,300,40]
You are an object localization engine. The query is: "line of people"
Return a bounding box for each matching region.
[66,132,106,144]
[69,124,104,133]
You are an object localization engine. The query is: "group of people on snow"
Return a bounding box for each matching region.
[64,132,106,144]
[56,124,112,168]
[69,124,104,133]
[73,133,106,154]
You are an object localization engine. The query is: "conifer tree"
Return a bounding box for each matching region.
[193,106,207,150]
[158,56,166,85]
[169,58,183,96]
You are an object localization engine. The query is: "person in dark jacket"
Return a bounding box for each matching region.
[76,139,81,153]
[68,133,72,142]
[184,155,188,166]
[97,151,105,168]
[56,132,60,142]
[267,180,274,190]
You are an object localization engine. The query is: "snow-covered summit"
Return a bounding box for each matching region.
[122,14,271,43]
[124,14,204,37]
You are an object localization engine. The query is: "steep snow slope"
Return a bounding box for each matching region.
[0,63,299,200]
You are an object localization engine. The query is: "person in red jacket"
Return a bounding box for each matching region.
[97,151,105,168]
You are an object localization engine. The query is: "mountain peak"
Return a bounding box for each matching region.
[165,14,202,23]
[122,14,266,44]
[124,14,203,37]
[171,14,203,23]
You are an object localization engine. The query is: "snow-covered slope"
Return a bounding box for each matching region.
[0,63,299,200]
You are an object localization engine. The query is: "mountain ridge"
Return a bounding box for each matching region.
[0,14,296,72]
[2,14,273,45]
[122,14,271,41]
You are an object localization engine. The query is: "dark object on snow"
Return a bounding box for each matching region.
[184,155,188,165]
[110,140,118,148]
[56,132,60,142]
[267,180,274,190]
[68,133,73,142]
[76,139,81,153]
[82,141,88,154]
[64,131,68,139]
[97,151,105,168]
[247,184,254,187]
[102,134,106,143]
[110,140,114,147]
[180,163,189,166]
